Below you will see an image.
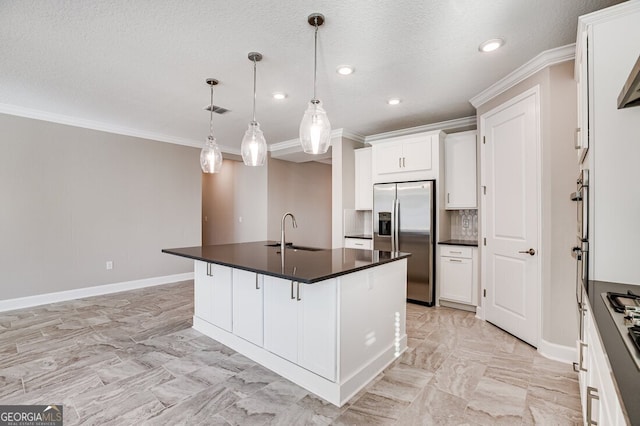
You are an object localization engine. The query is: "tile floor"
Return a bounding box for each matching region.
[0,281,582,425]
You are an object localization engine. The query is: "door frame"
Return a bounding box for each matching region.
[478,85,542,347]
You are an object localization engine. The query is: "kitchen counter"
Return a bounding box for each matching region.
[438,239,478,247]
[162,241,409,407]
[162,241,409,283]
[588,280,640,424]
[344,234,372,240]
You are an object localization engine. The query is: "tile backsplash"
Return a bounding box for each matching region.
[450,209,478,241]
[344,209,373,236]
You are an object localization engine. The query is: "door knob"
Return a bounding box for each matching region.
[518,248,536,256]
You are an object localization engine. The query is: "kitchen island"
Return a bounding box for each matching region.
[162,241,410,407]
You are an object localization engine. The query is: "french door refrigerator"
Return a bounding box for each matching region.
[373,181,435,305]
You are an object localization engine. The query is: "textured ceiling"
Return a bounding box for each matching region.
[0,0,624,153]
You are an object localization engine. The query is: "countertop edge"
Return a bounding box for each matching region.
[587,280,640,424]
[438,239,479,247]
[162,247,410,284]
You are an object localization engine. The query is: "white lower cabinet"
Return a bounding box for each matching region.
[263,275,337,381]
[577,289,626,426]
[439,246,478,306]
[194,261,233,331]
[344,237,372,250]
[232,269,263,346]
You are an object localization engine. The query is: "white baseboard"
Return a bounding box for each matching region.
[537,338,576,364]
[475,305,484,320]
[0,272,194,313]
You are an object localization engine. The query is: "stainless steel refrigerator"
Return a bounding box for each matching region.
[373,181,435,305]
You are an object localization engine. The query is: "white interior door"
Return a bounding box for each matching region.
[481,87,540,347]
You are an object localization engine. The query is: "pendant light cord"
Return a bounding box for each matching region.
[252,57,257,123]
[313,17,318,101]
[209,83,214,138]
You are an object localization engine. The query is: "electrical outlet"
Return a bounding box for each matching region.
[106,261,113,270]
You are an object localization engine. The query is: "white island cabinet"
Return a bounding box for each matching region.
[232,269,263,346]
[264,276,337,381]
[194,261,232,331]
[172,243,409,408]
[162,241,410,407]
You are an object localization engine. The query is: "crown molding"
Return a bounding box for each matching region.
[469,44,576,108]
[365,116,476,143]
[268,128,366,153]
[0,103,239,154]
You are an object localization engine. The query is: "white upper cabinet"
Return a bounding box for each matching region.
[354,147,373,210]
[372,132,441,183]
[445,130,477,209]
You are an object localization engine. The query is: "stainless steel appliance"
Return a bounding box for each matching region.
[571,169,589,338]
[373,181,435,305]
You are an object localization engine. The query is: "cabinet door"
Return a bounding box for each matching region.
[232,269,264,346]
[210,264,233,332]
[194,261,215,324]
[374,143,403,175]
[355,148,373,210]
[297,279,337,381]
[439,257,473,304]
[194,261,232,330]
[402,136,432,172]
[445,131,477,209]
[263,275,298,363]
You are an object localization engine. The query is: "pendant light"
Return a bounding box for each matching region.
[299,13,331,155]
[241,52,268,166]
[200,78,223,173]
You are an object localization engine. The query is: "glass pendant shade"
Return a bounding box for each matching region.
[299,100,331,154]
[200,135,223,173]
[241,121,267,166]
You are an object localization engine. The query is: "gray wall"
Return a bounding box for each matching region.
[476,61,578,347]
[267,157,332,248]
[202,159,268,245]
[0,114,201,300]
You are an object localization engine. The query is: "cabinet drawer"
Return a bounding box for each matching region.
[345,238,372,250]
[440,246,472,258]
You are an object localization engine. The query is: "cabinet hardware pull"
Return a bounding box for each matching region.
[575,128,581,150]
[586,386,599,425]
[398,157,402,168]
[451,251,462,254]
[291,281,295,300]
[297,281,302,301]
[402,157,406,168]
[578,341,588,372]
[449,259,462,263]
[206,263,213,277]
[255,274,260,290]
[447,193,450,203]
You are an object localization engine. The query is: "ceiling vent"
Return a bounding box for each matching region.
[204,104,230,114]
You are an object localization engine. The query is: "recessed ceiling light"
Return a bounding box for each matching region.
[272,92,287,100]
[479,38,505,53]
[336,65,354,75]
[388,98,401,105]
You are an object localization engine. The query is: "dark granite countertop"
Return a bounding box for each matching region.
[588,280,640,424]
[162,241,410,284]
[438,239,478,247]
[344,234,372,240]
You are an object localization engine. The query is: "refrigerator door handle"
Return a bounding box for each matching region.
[394,199,400,252]
[390,200,396,251]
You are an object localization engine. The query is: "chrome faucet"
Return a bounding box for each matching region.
[281,212,297,254]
